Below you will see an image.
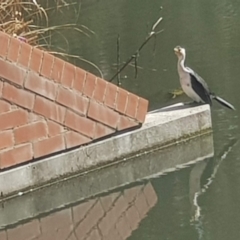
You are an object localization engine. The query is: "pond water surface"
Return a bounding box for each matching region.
[1,0,240,239]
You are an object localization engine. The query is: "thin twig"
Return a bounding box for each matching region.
[109,17,163,83]
[117,34,121,85]
[49,51,104,78]
[134,56,138,78]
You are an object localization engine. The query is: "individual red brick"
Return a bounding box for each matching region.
[116,214,132,239]
[113,195,129,217]
[0,32,10,58]
[73,67,86,93]
[11,105,18,110]
[0,143,33,169]
[7,37,21,62]
[124,185,142,204]
[0,109,28,131]
[33,135,65,158]
[72,199,97,224]
[115,88,129,113]
[143,182,158,208]
[18,41,32,68]
[88,100,119,129]
[7,219,41,240]
[0,100,11,113]
[38,227,71,240]
[86,228,101,240]
[99,196,128,237]
[136,97,148,123]
[61,62,76,88]
[2,82,35,109]
[117,115,139,131]
[0,58,27,86]
[68,233,78,240]
[125,93,139,118]
[29,47,43,73]
[25,71,57,100]
[51,57,64,82]
[101,195,129,236]
[0,230,7,240]
[104,227,122,240]
[100,192,120,212]
[47,120,65,137]
[65,110,95,138]
[125,205,140,231]
[75,200,104,239]
[0,80,3,96]
[40,51,54,78]
[56,87,89,115]
[65,131,91,148]
[104,82,118,109]
[0,130,14,150]
[134,189,149,218]
[34,96,66,124]
[28,112,44,123]
[98,212,115,236]
[14,121,48,144]
[94,122,115,139]
[93,78,107,103]
[83,72,96,98]
[40,208,72,237]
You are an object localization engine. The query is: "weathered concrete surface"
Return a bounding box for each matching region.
[0,132,214,229]
[0,103,212,198]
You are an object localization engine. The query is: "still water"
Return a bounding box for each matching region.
[1,0,240,239]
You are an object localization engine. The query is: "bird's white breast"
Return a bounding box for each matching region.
[178,69,202,103]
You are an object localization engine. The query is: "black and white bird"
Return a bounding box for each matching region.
[174,46,235,110]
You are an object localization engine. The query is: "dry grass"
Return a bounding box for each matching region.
[0,0,91,50]
[0,0,102,75]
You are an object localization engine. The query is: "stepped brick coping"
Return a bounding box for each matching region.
[0,31,149,170]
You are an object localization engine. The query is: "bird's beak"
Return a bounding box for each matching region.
[174,47,179,53]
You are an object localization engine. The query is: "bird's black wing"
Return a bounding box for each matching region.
[186,67,212,105]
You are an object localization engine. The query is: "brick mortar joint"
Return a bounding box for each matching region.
[5,34,11,59]
[71,199,99,235]
[1,36,147,115]
[44,51,54,77]
[63,130,67,149]
[16,38,21,63]
[0,32,148,131]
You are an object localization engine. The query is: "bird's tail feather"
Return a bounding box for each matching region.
[212,95,235,110]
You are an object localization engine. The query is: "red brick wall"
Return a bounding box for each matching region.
[0,32,149,169]
[0,182,157,240]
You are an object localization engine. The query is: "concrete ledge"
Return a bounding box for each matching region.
[0,103,212,197]
[0,133,214,229]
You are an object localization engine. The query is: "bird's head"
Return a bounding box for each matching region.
[174,46,186,58]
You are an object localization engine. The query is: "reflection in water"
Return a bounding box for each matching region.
[0,133,213,240]
[0,134,237,240]
[189,138,238,239]
[0,0,240,238]
[0,134,213,233]
[0,183,157,240]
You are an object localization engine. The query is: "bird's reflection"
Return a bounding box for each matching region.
[188,138,238,239]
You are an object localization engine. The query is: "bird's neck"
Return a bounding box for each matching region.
[178,55,187,72]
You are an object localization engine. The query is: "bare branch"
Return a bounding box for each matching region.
[152,17,163,32]
[109,16,163,83]
[117,34,121,85]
